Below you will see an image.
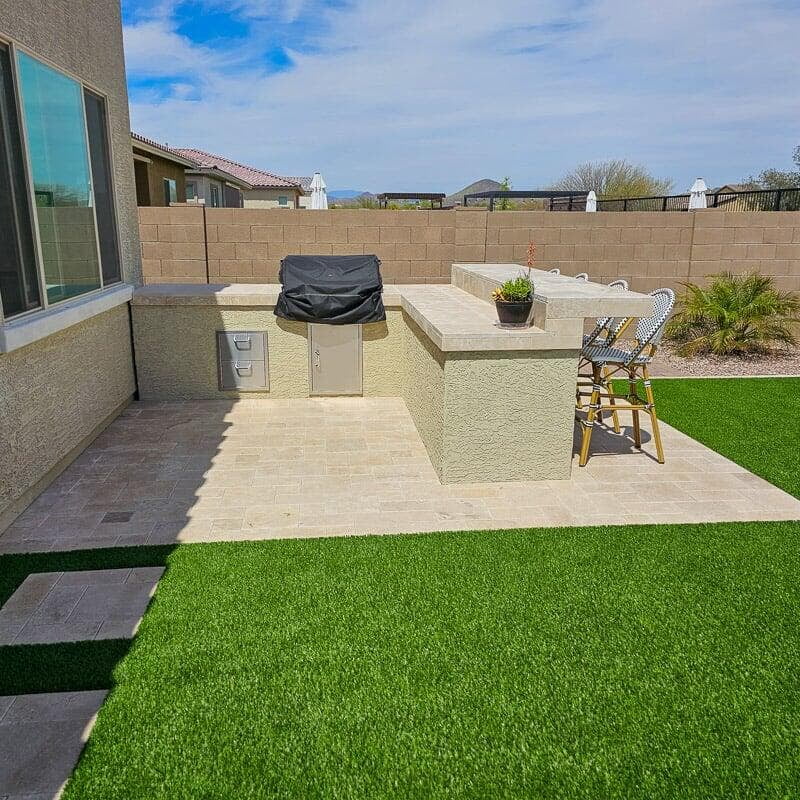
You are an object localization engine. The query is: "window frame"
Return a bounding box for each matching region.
[163,177,177,206]
[278,195,288,207]
[0,36,125,326]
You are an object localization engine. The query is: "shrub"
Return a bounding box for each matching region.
[665,272,800,356]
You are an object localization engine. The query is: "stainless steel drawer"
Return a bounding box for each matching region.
[219,359,268,391]
[217,331,266,361]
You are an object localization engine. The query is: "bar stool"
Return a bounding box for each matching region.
[577,288,675,466]
[577,279,630,431]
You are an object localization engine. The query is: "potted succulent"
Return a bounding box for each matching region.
[491,242,535,326]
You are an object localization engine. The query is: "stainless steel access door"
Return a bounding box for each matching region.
[308,323,362,396]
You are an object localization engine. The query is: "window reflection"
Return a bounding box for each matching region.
[17,52,100,304]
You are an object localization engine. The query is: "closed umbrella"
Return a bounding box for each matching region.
[689,178,707,210]
[309,172,328,210]
[585,190,597,212]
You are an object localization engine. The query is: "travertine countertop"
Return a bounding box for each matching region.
[452,264,654,319]
[132,264,655,353]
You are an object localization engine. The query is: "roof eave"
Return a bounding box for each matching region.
[131,135,199,168]
[187,166,254,190]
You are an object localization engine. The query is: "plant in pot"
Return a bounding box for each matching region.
[491,241,535,326]
[492,272,533,325]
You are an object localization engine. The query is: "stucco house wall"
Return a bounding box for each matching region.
[133,148,188,206]
[0,0,140,531]
[244,188,301,209]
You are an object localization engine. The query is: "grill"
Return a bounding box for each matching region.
[274,254,385,325]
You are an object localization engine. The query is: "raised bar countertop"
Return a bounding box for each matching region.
[132,264,654,353]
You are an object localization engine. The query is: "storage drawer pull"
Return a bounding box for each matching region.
[234,361,253,375]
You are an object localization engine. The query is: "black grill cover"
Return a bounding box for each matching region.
[274,254,385,324]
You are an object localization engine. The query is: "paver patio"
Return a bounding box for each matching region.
[0,690,107,799]
[0,567,164,645]
[1,397,798,554]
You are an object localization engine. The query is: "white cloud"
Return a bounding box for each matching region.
[124,0,800,192]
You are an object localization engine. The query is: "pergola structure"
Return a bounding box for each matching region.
[377,192,446,209]
[462,190,587,211]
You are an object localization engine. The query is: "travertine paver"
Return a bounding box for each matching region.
[0,568,164,644]
[0,397,797,554]
[0,690,106,799]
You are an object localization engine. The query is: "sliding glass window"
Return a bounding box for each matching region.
[0,44,40,317]
[84,89,120,285]
[16,51,101,304]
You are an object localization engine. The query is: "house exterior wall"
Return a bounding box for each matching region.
[243,188,301,209]
[187,175,244,208]
[138,207,800,292]
[0,306,135,530]
[133,148,187,206]
[0,0,139,532]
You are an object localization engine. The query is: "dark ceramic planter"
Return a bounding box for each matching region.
[495,299,533,326]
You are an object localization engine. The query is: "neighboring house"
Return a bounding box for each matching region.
[131,132,197,207]
[708,184,751,194]
[289,176,313,208]
[174,148,304,209]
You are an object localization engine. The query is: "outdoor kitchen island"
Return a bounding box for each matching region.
[131,265,653,483]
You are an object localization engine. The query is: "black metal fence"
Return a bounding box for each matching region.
[550,187,800,212]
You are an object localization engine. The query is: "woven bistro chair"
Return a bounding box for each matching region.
[582,279,629,347]
[577,288,675,466]
[577,279,630,432]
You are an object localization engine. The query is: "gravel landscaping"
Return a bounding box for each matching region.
[651,344,800,377]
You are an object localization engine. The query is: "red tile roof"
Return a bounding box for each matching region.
[131,132,199,166]
[174,148,301,190]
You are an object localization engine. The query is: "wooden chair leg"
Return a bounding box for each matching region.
[579,364,601,467]
[642,367,665,463]
[628,370,641,448]
[604,366,621,433]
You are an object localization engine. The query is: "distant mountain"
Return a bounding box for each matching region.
[445,178,502,207]
[328,189,369,199]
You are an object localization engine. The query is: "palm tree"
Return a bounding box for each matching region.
[666,272,800,356]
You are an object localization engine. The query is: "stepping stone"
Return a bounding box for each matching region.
[0,690,107,798]
[0,567,165,645]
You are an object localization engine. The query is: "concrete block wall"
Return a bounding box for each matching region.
[139,207,800,293]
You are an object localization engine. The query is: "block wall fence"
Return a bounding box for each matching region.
[139,207,800,294]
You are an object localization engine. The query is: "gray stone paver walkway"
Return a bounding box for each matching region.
[0,398,798,554]
[0,567,164,645]
[0,690,107,799]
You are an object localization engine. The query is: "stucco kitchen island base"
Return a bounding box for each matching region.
[132,265,654,483]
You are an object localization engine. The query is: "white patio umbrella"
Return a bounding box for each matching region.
[585,190,597,212]
[309,172,328,210]
[688,178,708,210]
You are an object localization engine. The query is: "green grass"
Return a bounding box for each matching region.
[648,377,800,498]
[60,523,800,800]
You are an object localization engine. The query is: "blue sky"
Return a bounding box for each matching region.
[122,1,800,193]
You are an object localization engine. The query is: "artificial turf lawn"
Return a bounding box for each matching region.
[60,522,800,800]
[644,377,800,498]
